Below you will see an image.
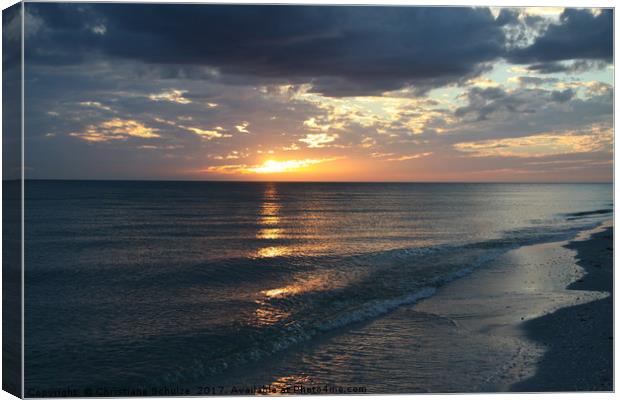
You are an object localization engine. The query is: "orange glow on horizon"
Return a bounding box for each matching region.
[246,159,324,174]
[200,157,345,177]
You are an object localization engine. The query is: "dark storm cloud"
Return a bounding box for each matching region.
[27,4,512,96]
[24,5,614,97]
[507,9,613,66]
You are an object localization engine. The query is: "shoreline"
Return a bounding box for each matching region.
[407,222,614,392]
[191,220,613,393]
[511,224,613,391]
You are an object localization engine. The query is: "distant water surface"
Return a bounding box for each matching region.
[24,181,612,390]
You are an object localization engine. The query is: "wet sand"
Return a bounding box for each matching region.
[410,223,613,392]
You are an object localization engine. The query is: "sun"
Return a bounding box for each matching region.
[246,159,325,174]
[200,157,343,176]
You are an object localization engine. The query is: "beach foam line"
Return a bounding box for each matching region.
[565,208,613,219]
[157,251,511,386]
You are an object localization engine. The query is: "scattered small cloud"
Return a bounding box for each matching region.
[91,24,107,35]
[299,133,338,148]
[370,152,395,158]
[79,101,113,112]
[149,89,192,104]
[466,77,501,88]
[183,126,227,140]
[235,121,250,133]
[70,118,160,142]
[282,143,300,151]
[386,152,433,161]
[360,137,376,148]
[210,150,247,160]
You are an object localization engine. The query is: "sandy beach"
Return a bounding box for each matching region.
[512,224,613,391]
[388,221,613,392]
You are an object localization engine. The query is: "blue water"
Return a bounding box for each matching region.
[24,182,612,390]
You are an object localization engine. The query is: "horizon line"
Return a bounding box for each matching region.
[9,178,615,184]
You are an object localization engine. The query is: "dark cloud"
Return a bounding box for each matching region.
[3,5,22,71]
[455,87,534,121]
[26,4,512,96]
[507,9,613,65]
[23,5,616,96]
[455,86,583,122]
[513,76,559,86]
[451,84,612,146]
[494,8,520,26]
[25,5,614,95]
[550,88,575,103]
[3,4,23,179]
[526,59,609,74]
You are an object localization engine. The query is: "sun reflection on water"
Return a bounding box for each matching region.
[253,274,333,327]
[253,301,291,326]
[262,375,317,395]
[252,183,337,259]
[255,246,291,258]
[255,183,288,257]
[259,215,280,226]
[261,276,329,299]
[257,228,284,240]
[259,184,281,218]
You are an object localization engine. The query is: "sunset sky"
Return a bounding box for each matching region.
[15,4,613,181]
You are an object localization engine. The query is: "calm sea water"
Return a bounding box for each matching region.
[24,181,612,390]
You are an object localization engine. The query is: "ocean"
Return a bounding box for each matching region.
[24,181,612,392]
